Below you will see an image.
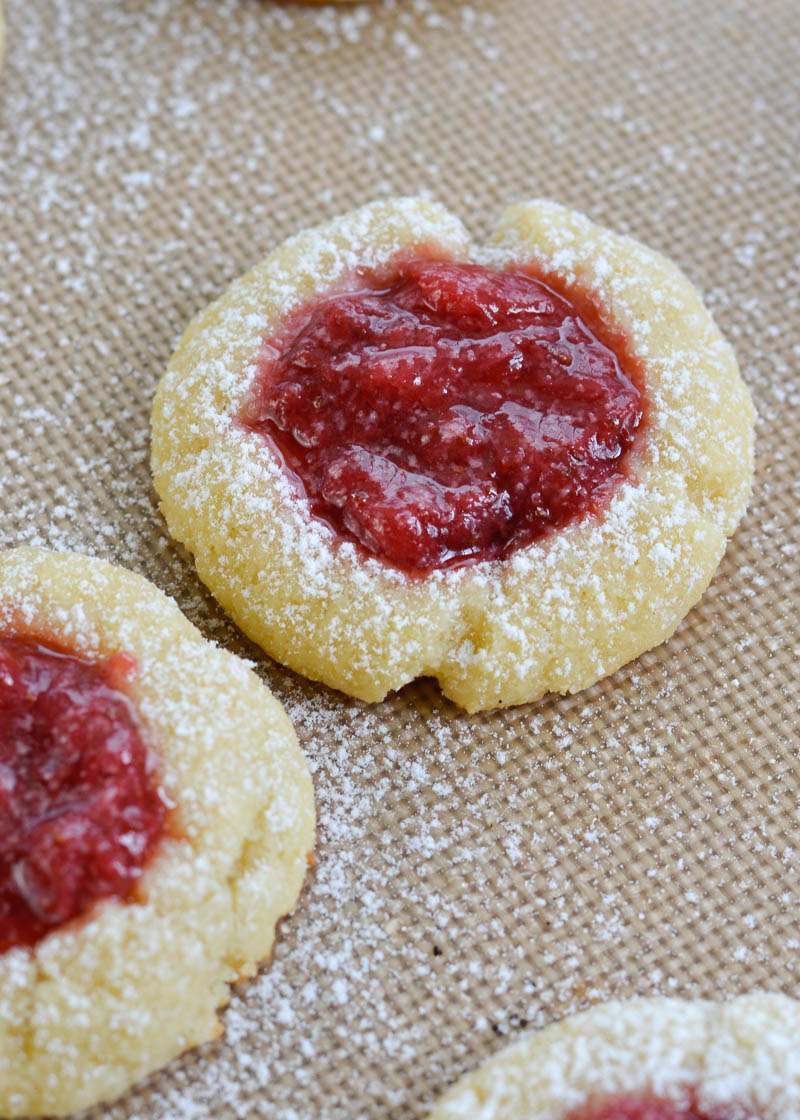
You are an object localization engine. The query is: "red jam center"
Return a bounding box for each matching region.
[0,637,167,952]
[243,257,643,572]
[566,1095,749,1120]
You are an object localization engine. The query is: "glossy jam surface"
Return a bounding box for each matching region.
[0,637,167,951]
[566,1095,743,1120]
[243,257,643,572]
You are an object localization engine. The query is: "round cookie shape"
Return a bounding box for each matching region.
[0,547,315,1118]
[151,197,754,712]
[426,995,800,1120]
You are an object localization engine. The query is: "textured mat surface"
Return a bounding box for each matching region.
[1,1,799,1117]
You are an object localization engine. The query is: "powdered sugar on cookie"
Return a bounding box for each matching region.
[151,198,753,711]
[0,547,314,1118]
[427,995,800,1120]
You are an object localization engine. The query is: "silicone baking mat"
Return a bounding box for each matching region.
[1,1,799,1116]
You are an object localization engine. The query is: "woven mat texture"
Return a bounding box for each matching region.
[1,1,799,1117]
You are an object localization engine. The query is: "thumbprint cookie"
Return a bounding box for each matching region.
[427,995,800,1120]
[151,198,754,711]
[0,546,314,1116]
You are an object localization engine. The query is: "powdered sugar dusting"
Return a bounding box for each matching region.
[427,995,800,1119]
[1,0,799,1116]
[0,548,313,1115]
[152,194,753,711]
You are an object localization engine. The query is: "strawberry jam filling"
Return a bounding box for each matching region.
[566,1095,749,1120]
[243,257,644,572]
[0,637,167,951]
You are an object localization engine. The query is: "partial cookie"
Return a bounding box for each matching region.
[427,995,800,1120]
[151,197,754,712]
[0,547,314,1117]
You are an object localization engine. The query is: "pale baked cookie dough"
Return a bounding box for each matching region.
[151,198,754,712]
[427,995,800,1120]
[0,547,314,1118]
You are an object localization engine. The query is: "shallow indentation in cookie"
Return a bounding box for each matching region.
[240,256,645,572]
[0,637,167,953]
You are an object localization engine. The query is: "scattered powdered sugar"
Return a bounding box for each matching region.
[1,0,800,1117]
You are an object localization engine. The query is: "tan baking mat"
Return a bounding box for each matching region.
[1,0,799,1116]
